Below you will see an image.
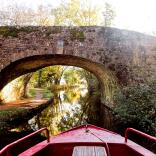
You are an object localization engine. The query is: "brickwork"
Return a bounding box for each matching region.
[0,26,156,89]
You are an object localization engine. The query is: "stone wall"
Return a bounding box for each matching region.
[0,26,156,88]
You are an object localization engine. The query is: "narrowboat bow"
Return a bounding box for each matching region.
[0,124,156,156]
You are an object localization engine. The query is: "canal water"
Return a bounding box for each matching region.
[0,86,88,150]
[28,87,88,136]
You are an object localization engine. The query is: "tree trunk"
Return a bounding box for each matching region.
[21,73,33,98]
[37,70,42,88]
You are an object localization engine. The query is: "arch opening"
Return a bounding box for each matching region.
[0,54,119,107]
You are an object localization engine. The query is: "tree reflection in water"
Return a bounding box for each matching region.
[29,89,87,135]
[27,66,101,136]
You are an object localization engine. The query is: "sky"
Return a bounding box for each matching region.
[0,0,156,35]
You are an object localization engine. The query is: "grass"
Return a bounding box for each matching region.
[27,88,53,99]
[0,108,26,121]
[27,88,36,98]
[0,108,28,134]
[42,89,53,99]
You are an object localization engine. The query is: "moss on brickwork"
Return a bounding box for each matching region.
[0,27,19,37]
[51,27,62,34]
[45,27,62,37]
[0,26,35,37]
[19,27,35,33]
[70,28,85,42]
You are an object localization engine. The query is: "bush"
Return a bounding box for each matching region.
[114,84,156,135]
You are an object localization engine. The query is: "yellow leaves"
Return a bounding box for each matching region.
[53,0,102,26]
[1,76,24,102]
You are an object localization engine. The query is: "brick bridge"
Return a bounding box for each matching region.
[0,26,156,107]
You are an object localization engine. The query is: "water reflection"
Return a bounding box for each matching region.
[29,88,87,136]
[26,66,100,136]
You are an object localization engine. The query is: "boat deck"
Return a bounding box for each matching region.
[18,125,155,156]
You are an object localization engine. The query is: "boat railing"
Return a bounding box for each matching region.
[125,128,156,143]
[0,127,49,156]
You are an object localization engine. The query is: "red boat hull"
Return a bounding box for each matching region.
[0,125,155,156]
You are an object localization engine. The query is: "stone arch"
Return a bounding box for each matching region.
[0,54,119,107]
[0,26,155,91]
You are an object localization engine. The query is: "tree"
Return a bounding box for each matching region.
[0,72,34,102]
[37,70,42,88]
[0,5,35,26]
[20,73,33,98]
[103,3,115,27]
[0,0,115,27]
[34,5,54,26]
[53,0,115,26]
[0,4,53,26]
